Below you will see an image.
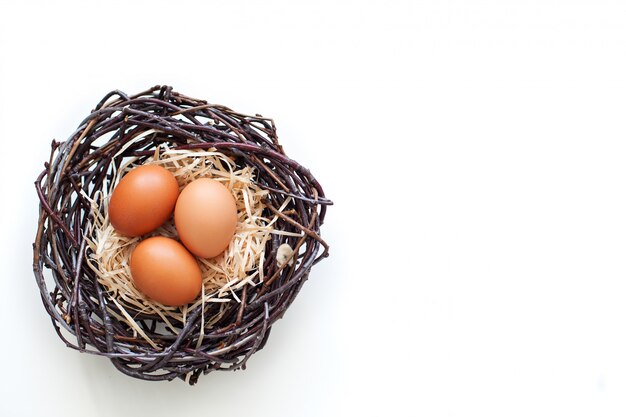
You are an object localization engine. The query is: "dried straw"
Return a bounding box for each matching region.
[85,146,288,347]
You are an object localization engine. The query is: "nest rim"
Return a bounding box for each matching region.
[32,85,330,385]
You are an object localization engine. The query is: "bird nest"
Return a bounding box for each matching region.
[33,85,331,385]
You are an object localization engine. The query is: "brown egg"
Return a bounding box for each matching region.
[174,178,238,258]
[108,165,179,237]
[130,236,202,306]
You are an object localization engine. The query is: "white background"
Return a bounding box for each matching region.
[1,0,626,416]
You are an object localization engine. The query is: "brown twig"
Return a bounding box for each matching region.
[32,85,331,385]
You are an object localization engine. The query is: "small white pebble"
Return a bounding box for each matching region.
[276,243,294,267]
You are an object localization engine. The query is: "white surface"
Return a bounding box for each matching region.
[1,0,626,415]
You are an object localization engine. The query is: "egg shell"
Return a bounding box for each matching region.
[174,178,238,258]
[108,165,179,237]
[130,236,202,306]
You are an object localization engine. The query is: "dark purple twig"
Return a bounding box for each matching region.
[32,85,331,385]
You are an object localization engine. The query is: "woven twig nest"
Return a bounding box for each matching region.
[33,85,331,384]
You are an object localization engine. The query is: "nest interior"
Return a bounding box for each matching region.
[33,85,331,385]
